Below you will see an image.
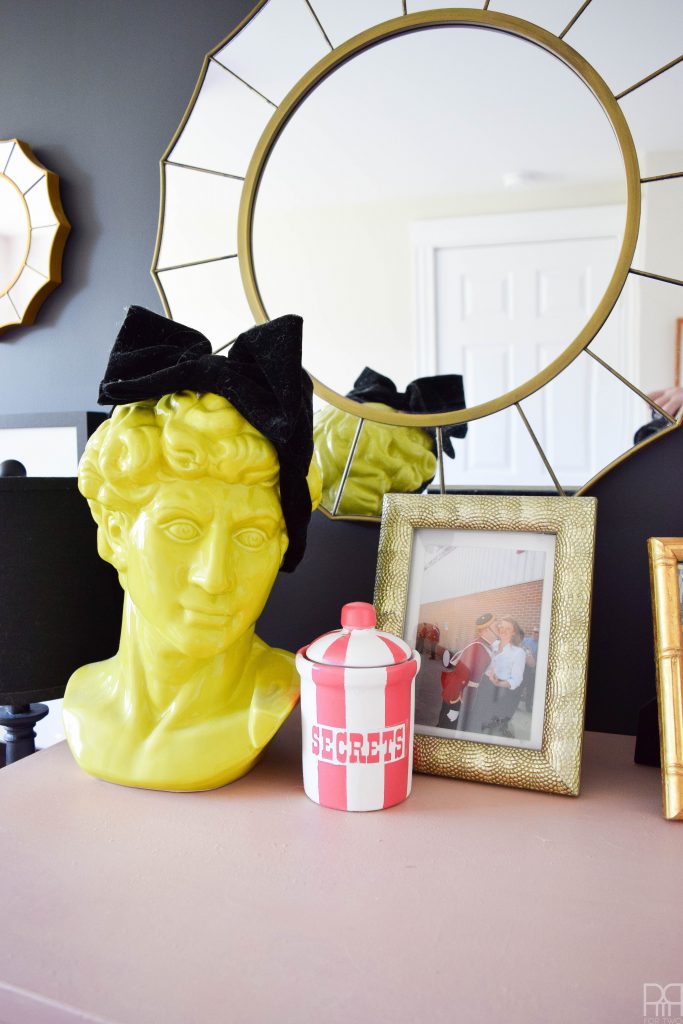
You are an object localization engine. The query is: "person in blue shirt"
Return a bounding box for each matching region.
[460,615,525,738]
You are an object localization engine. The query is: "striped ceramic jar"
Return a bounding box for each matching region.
[296,602,419,812]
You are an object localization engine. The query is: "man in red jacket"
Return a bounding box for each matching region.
[437,613,499,729]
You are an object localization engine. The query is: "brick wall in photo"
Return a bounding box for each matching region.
[418,580,543,655]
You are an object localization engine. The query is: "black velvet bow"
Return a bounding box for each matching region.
[346,368,467,458]
[99,305,314,572]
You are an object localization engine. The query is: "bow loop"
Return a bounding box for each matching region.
[346,366,468,458]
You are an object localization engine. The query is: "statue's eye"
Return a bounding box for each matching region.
[163,519,201,542]
[234,528,267,550]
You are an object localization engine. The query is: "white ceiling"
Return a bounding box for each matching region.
[256,1,683,210]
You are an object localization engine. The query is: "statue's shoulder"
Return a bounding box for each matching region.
[249,634,298,689]
[247,635,299,751]
[64,656,119,709]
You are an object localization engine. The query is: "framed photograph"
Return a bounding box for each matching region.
[374,494,597,796]
[648,538,683,820]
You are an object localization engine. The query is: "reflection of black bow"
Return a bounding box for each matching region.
[99,305,313,572]
[346,368,467,458]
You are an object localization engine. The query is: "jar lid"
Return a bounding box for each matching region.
[305,602,412,667]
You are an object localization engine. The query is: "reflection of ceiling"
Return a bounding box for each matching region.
[257,8,682,210]
[551,0,683,95]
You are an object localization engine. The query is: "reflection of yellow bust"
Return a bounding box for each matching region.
[63,391,320,791]
[314,402,436,516]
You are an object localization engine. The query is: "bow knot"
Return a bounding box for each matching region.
[346,367,467,458]
[99,306,313,572]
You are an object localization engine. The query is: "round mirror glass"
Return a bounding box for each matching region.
[251,25,628,408]
[0,175,28,294]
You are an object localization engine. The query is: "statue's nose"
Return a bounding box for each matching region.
[189,530,234,594]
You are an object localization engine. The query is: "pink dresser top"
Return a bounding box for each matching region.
[0,712,681,1024]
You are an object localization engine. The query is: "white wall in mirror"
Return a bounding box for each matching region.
[413,205,628,386]
[585,153,683,396]
[253,25,629,397]
[412,204,642,487]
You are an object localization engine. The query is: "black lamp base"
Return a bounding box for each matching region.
[0,704,49,764]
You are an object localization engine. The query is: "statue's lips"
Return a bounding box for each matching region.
[183,606,230,626]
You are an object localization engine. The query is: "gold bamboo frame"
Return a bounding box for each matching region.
[648,538,683,820]
[152,2,683,517]
[0,140,70,336]
[374,493,597,795]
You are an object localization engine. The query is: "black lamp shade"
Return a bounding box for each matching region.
[0,478,122,705]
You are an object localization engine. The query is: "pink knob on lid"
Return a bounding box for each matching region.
[303,601,412,666]
[341,602,376,630]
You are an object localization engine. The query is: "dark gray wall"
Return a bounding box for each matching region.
[0,0,253,414]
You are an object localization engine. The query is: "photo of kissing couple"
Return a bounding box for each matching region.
[410,531,555,750]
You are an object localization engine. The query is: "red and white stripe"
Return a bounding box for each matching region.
[298,652,418,812]
[306,627,412,668]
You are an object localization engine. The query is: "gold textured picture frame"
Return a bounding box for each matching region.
[647,538,683,821]
[374,494,597,796]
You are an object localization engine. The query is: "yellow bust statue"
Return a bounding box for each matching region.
[314,402,435,517]
[314,369,467,517]
[63,307,320,791]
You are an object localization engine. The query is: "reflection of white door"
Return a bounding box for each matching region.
[412,206,634,487]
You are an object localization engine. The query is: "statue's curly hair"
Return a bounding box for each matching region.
[80,391,314,566]
[314,402,435,515]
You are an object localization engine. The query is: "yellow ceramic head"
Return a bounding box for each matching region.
[314,402,436,516]
[63,391,321,791]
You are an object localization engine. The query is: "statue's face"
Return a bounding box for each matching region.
[314,405,435,516]
[123,477,286,658]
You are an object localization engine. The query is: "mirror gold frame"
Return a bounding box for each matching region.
[237,8,641,430]
[153,1,683,509]
[0,139,70,336]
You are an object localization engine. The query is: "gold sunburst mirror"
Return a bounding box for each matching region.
[152,0,683,518]
[0,139,70,336]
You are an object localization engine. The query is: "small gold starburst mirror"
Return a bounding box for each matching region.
[0,139,70,336]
